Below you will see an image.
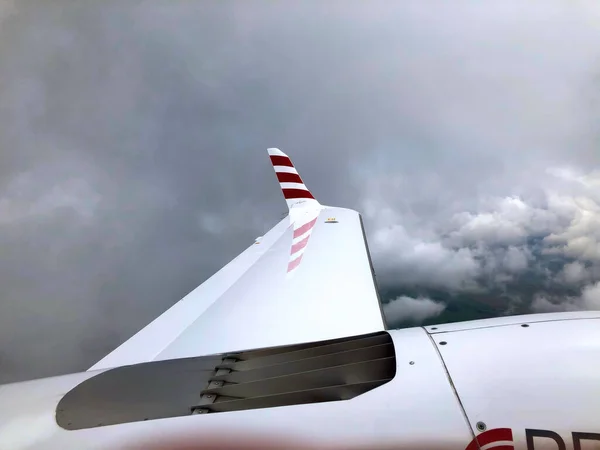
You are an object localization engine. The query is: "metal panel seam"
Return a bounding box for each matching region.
[426,316,600,334]
[424,328,477,445]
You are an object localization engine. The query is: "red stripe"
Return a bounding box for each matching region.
[276,172,303,183]
[478,428,513,447]
[270,155,294,167]
[287,254,303,272]
[282,188,314,200]
[466,429,514,450]
[465,437,478,450]
[291,234,311,254]
[293,217,318,238]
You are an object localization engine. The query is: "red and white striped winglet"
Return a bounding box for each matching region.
[268,148,320,209]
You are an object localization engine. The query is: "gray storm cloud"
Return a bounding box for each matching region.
[1,0,600,382]
[532,282,600,313]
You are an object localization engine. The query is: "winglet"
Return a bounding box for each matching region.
[268,148,320,209]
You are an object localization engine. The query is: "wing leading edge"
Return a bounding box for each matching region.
[90,149,386,371]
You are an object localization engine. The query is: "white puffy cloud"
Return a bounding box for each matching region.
[383,296,446,324]
[366,167,600,298]
[544,198,600,261]
[361,163,600,294]
[580,282,600,310]
[449,199,531,246]
[532,171,600,261]
[365,204,480,290]
[448,197,562,247]
[475,245,533,277]
[557,261,590,285]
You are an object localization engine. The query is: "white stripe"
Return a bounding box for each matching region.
[280,182,308,190]
[273,165,298,174]
[292,228,314,245]
[289,249,306,262]
[286,197,320,208]
[267,147,287,156]
[289,253,302,264]
[480,441,513,450]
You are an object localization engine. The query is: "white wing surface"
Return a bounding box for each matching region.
[91,149,386,370]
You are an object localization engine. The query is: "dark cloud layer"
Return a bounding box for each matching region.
[1,0,600,383]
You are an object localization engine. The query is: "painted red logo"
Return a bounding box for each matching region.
[465,428,514,450]
[466,428,600,450]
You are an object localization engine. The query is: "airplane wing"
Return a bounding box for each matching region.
[90,148,386,371]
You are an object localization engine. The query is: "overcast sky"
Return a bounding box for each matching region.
[1,0,600,383]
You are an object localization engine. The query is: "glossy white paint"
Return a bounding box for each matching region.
[90,216,291,370]
[155,206,385,361]
[91,148,384,370]
[436,315,600,448]
[0,328,473,449]
[92,206,385,370]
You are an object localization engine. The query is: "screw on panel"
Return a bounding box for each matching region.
[476,422,487,432]
[431,327,438,330]
[439,341,447,346]
[409,361,415,365]
[521,324,529,328]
